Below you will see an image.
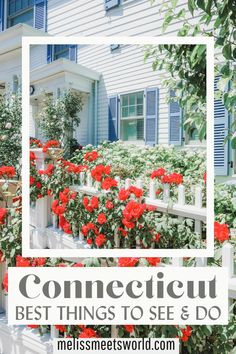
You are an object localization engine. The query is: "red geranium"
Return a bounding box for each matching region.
[101,177,118,190]
[3,272,8,293]
[42,140,60,153]
[95,234,107,247]
[151,168,166,179]
[91,165,111,182]
[124,325,134,333]
[16,255,31,267]
[83,196,99,212]
[0,166,15,178]
[55,325,67,333]
[84,150,99,162]
[180,326,192,342]
[214,221,229,242]
[30,152,36,161]
[105,200,114,209]
[118,258,139,267]
[97,213,107,225]
[39,164,54,176]
[79,328,98,338]
[146,257,161,266]
[118,189,130,201]
[0,208,7,225]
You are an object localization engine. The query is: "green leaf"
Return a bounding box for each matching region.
[197,0,205,11]
[188,0,195,15]
[222,44,232,60]
[231,136,236,149]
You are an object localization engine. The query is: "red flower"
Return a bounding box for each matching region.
[105,200,114,209]
[118,227,128,237]
[151,168,166,179]
[79,328,98,338]
[55,325,67,333]
[95,234,107,247]
[84,150,99,162]
[129,186,143,198]
[72,263,84,267]
[34,258,46,267]
[122,219,135,229]
[204,172,207,184]
[97,213,107,225]
[214,221,229,242]
[0,250,5,263]
[83,196,99,212]
[91,165,111,182]
[42,140,60,153]
[3,272,8,293]
[180,326,192,342]
[51,200,66,215]
[118,189,130,201]
[39,164,54,176]
[37,194,43,199]
[101,177,118,190]
[16,255,31,267]
[154,233,161,242]
[36,182,42,189]
[30,176,35,186]
[0,208,7,225]
[30,152,36,161]
[146,257,161,266]
[118,258,139,267]
[123,200,146,221]
[124,325,134,333]
[162,172,183,185]
[0,166,15,178]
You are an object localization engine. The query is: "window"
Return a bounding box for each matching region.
[53,45,70,60]
[7,0,34,28]
[120,91,144,141]
[47,45,77,63]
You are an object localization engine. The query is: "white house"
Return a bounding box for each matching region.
[0,0,234,180]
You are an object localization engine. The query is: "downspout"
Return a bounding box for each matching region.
[94,80,98,146]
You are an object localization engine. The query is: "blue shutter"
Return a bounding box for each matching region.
[0,0,4,32]
[145,88,159,146]
[108,96,118,141]
[168,90,182,145]
[34,0,47,31]
[214,76,229,176]
[69,45,77,63]
[105,0,120,11]
[47,45,53,63]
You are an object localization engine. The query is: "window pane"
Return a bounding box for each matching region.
[137,104,143,116]
[129,93,135,106]
[15,0,21,11]
[121,119,144,141]
[121,95,128,107]
[9,9,33,27]
[129,105,136,117]
[9,0,15,15]
[122,107,128,118]
[136,92,143,105]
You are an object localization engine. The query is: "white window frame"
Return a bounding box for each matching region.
[119,89,145,143]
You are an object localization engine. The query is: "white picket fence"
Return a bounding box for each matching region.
[0,243,235,353]
[30,149,206,250]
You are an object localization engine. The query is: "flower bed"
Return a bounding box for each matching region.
[30,141,207,249]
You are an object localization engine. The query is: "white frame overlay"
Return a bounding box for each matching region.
[22,36,214,258]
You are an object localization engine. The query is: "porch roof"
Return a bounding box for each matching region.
[30,59,101,95]
[0,24,48,57]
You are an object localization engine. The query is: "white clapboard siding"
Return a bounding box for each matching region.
[47,0,203,37]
